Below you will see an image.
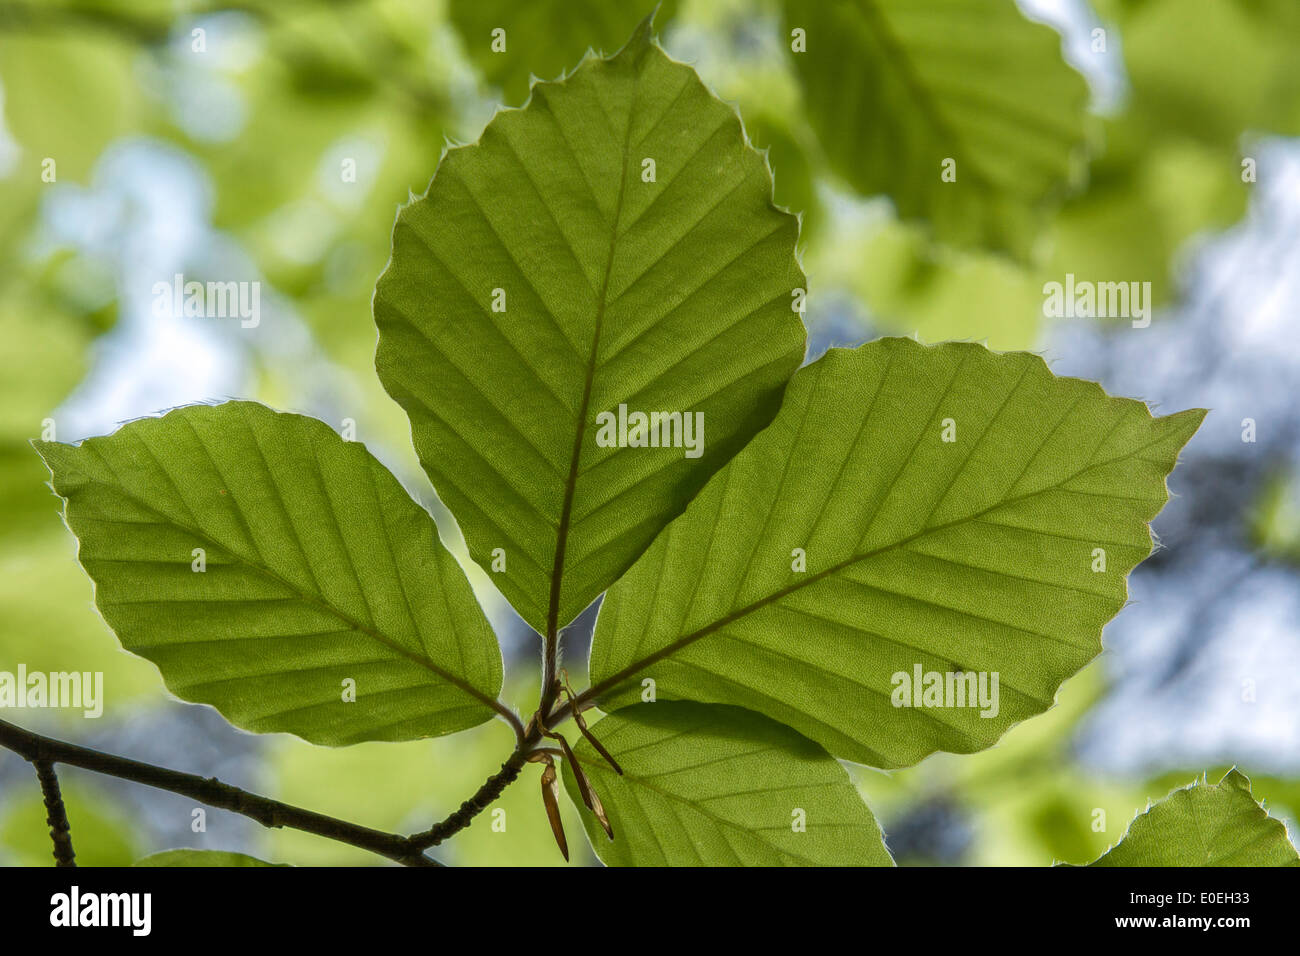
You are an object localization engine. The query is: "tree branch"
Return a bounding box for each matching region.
[33,760,76,867]
[0,657,595,866]
[409,749,529,849]
[0,717,441,866]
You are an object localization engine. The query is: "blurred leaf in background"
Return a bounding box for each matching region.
[1047,0,1300,307]
[448,0,680,104]
[783,0,1092,258]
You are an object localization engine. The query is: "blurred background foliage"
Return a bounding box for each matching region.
[0,0,1297,866]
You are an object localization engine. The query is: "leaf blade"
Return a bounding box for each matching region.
[1087,770,1300,867]
[560,702,893,866]
[35,401,504,745]
[590,338,1205,767]
[374,20,807,635]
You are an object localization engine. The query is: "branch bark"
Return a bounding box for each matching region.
[409,749,529,849]
[34,760,76,867]
[0,661,594,865]
[0,717,441,866]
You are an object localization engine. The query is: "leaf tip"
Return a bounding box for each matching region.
[617,10,659,62]
[1219,767,1251,794]
[29,437,80,483]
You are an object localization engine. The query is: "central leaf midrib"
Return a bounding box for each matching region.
[545,63,641,639]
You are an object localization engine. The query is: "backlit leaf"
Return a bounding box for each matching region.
[35,401,504,745]
[374,19,806,634]
[1088,770,1300,867]
[561,701,893,866]
[590,337,1205,768]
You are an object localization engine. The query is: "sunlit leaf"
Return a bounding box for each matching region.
[35,401,504,745]
[591,337,1204,767]
[1087,770,1300,867]
[374,19,806,634]
[561,701,893,866]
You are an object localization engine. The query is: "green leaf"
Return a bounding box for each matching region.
[134,849,285,867]
[374,20,806,635]
[34,401,504,745]
[449,0,679,104]
[590,337,1205,768]
[784,0,1090,255]
[1087,770,1300,867]
[560,702,893,866]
